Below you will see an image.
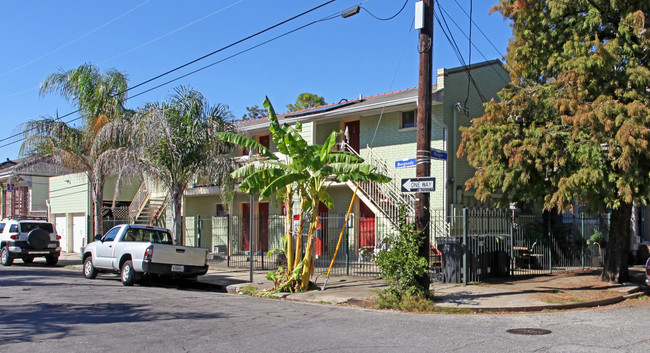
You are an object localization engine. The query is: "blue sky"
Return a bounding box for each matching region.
[0,0,512,159]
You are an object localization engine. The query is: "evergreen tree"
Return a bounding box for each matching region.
[458,1,649,283]
[286,93,325,112]
[241,105,265,121]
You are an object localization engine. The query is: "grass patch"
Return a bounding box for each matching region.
[238,285,258,296]
[373,289,435,312]
[372,289,473,313]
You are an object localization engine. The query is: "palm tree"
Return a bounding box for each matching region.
[21,64,129,236]
[133,86,236,244]
[219,97,389,290]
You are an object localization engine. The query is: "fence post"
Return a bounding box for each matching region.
[546,211,553,273]
[196,215,201,248]
[227,215,231,268]
[345,221,350,276]
[510,214,514,277]
[462,208,468,286]
[260,214,264,270]
[581,214,585,269]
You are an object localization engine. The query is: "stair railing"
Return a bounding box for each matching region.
[342,144,415,226]
[128,183,150,223]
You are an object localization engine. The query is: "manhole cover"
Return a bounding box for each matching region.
[507,328,552,335]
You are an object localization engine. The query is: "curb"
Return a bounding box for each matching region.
[345,288,647,313]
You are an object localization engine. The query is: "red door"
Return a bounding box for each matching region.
[315,203,328,255]
[259,135,270,149]
[242,203,250,251]
[344,121,360,153]
[358,202,375,252]
[258,203,269,252]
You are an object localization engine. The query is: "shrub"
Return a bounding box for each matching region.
[374,206,432,306]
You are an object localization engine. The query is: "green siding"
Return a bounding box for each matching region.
[315,121,340,145]
[439,61,509,206]
[184,195,222,218]
[49,173,89,215]
[31,176,49,212]
[298,121,313,145]
[103,176,140,202]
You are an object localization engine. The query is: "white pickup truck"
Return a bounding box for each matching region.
[82,224,209,286]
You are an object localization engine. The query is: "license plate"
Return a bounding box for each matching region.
[171,265,184,272]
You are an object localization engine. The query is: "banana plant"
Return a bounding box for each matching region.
[219,97,389,290]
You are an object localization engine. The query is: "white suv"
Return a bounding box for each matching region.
[0,219,61,266]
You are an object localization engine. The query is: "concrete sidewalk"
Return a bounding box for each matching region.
[60,253,646,312]
[198,264,647,312]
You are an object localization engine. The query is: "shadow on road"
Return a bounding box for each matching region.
[0,302,225,345]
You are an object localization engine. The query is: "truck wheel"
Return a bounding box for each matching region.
[45,254,59,266]
[1,246,12,266]
[83,257,98,279]
[121,260,139,286]
[22,256,34,264]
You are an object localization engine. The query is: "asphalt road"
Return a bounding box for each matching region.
[1,258,649,353]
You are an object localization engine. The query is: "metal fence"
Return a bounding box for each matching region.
[184,208,609,283]
[435,208,609,284]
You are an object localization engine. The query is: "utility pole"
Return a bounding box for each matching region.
[415,0,433,290]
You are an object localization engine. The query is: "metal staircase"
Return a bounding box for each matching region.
[343,144,415,225]
[344,144,450,237]
[129,183,168,226]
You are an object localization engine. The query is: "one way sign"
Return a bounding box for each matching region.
[401,177,436,193]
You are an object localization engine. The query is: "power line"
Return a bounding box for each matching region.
[434,1,487,104]
[452,0,507,60]
[97,0,247,66]
[0,0,31,21]
[0,0,340,150]
[1,0,246,101]
[464,0,473,109]
[436,3,510,86]
[361,0,408,21]
[125,0,336,94]
[128,13,340,101]
[0,0,153,78]
[370,16,414,148]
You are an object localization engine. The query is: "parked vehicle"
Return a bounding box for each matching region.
[82,224,209,286]
[0,218,61,266]
[646,257,650,286]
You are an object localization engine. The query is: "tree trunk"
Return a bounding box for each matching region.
[294,197,306,266]
[601,203,631,283]
[170,183,184,245]
[91,174,105,237]
[284,187,294,273]
[301,220,318,289]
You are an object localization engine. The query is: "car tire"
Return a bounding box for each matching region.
[45,254,58,266]
[22,256,34,264]
[27,228,50,250]
[1,246,13,266]
[83,257,98,279]
[121,260,139,286]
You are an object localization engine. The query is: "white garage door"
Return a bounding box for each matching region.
[72,214,86,253]
[55,215,68,253]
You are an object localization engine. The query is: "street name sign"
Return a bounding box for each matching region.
[430,148,448,160]
[401,177,436,193]
[395,158,417,169]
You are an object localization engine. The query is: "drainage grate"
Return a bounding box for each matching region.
[507,328,552,335]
